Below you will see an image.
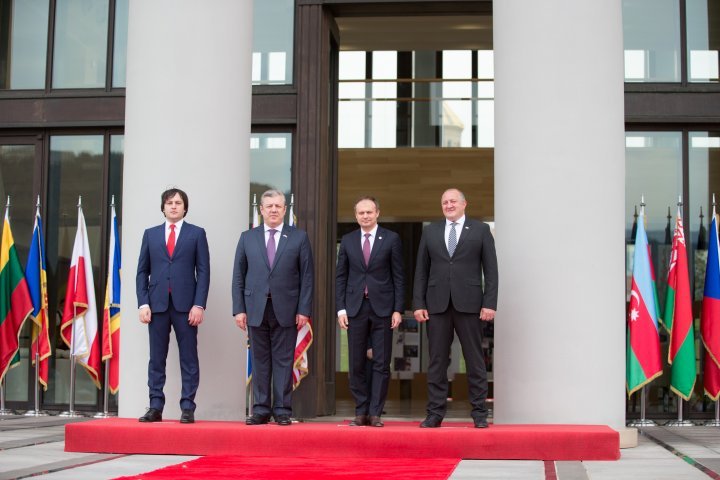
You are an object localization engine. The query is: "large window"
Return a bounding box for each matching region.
[687,0,720,82]
[252,0,294,86]
[623,0,682,82]
[0,0,50,89]
[249,132,293,225]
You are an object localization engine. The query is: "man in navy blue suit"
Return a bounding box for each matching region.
[336,196,404,427]
[232,189,314,426]
[136,188,210,424]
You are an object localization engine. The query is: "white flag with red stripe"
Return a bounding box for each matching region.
[60,202,101,388]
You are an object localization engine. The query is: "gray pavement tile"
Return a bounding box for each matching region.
[450,460,544,479]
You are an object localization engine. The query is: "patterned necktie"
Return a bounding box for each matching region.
[267,229,277,267]
[167,224,176,257]
[363,233,371,266]
[448,222,457,257]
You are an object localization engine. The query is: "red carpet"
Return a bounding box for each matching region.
[114,456,461,480]
[66,418,620,461]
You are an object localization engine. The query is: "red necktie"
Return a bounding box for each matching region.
[167,224,176,257]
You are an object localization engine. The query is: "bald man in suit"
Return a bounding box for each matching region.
[413,188,498,429]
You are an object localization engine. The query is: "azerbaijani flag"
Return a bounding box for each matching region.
[627,206,663,396]
[0,209,34,383]
[60,203,101,388]
[702,209,720,400]
[25,206,51,390]
[101,203,121,394]
[663,207,697,400]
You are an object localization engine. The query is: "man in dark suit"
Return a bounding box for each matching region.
[136,188,210,424]
[336,196,404,427]
[413,188,498,429]
[232,189,314,426]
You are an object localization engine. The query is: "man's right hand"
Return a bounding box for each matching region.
[337,314,349,330]
[414,309,429,322]
[235,313,248,331]
[139,306,152,324]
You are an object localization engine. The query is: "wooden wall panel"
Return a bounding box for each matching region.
[338,147,494,222]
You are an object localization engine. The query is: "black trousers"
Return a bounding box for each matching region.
[426,300,488,420]
[348,298,393,416]
[147,295,199,412]
[248,299,296,417]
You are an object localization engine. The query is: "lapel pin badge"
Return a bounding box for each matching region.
[282,234,288,238]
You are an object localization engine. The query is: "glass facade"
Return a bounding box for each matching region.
[687,0,720,82]
[623,0,681,82]
[112,0,128,88]
[249,133,293,225]
[252,0,294,85]
[0,0,50,89]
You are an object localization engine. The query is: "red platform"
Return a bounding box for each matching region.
[65,418,619,461]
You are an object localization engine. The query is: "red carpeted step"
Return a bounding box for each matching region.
[65,418,619,461]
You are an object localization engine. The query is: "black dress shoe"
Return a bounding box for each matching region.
[275,414,292,426]
[138,408,162,423]
[420,415,442,428]
[246,413,271,425]
[349,415,369,426]
[474,417,489,429]
[180,410,195,424]
[369,415,384,427]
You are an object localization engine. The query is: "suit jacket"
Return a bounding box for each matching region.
[232,225,314,328]
[336,226,404,318]
[412,218,498,314]
[136,222,211,313]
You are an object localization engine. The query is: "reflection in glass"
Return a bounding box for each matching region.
[0,0,50,89]
[686,0,720,82]
[112,0,128,88]
[371,51,397,148]
[0,144,36,402]
[625,131,682,416]
[622,0,681,82]
[252,0,294,85]
[249,133,292,226]
[52,0,109,89]
[338,52,367,148]
[45,135,104,406]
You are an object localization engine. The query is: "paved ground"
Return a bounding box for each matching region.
[2,414,720,479]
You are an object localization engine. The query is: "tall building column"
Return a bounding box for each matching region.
[118,1,252,420]
[493,1,626,427]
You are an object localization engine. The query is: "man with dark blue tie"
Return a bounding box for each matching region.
[232,189,314,426]
[336,196,404,427]
[136,188,210,424]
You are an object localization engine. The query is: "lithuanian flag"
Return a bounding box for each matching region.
[0,210,34,383]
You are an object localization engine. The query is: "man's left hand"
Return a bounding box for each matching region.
[391,312,402,329]
[188,306,204,326]
[480,308,495,321]
[296,314,310,330]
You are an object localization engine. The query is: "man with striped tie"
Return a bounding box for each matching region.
[413,188,498,429]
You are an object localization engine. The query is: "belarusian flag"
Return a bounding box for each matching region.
[702,209,720,400]
[0,209,34,383]
[627,205,663,396]
[26,206,52,389]
[101,203,121,394]
[663,207,696,400]
[60,202,101,388]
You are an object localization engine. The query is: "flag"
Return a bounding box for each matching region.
[627,206,663,396]
[25,206,51,390]
[246,338,252,387]
[60,204,101,388]
[0,210,34,383]
[288,194,312,389]
[102,203,121,394]
[252,195,260,229]
[663,207,696,400]
[702,210,720,400]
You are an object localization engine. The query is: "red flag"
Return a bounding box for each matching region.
[702,211,720,399]
[60,204,101,388]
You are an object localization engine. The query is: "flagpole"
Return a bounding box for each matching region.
[95,196,117,418]
[0,198,18,416]
[25,196,49,417]
[60,197,84,417]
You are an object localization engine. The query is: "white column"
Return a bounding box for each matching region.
[493,1,626,428]
[119,0,252,420]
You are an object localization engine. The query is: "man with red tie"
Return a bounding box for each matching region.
[136,188,210,424]
[336,196,404,427]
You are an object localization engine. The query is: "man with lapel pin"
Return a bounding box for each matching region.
[336,196,404,427]
[137,188,210,424]
[232,189,314,426]
[413,188,498,429]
